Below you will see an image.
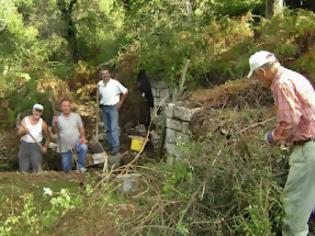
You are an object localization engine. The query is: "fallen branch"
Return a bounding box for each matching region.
[239,117,275,134]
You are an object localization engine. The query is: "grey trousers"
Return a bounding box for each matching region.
[282,141,315,236]
[18,141,42,172]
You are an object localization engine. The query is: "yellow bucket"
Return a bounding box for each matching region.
[129,136,146,152]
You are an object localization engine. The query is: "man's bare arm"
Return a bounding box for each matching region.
[17,120,28,137]
[79,126,87,144]
[116,91,128,109]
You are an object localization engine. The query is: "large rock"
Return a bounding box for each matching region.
[165,103,175,118]
[165,129,190,144]
[166,103,201,121]
[166,118,191,134]
[164,142,180,157]
[173,104,201,121]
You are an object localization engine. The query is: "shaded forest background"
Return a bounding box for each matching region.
[1,0,315,123]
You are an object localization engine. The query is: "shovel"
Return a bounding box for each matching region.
[90,87,109,173]
[18,119,49,171]
[19,122,44,152]
[70,147,79,170]
[48,91,62,153]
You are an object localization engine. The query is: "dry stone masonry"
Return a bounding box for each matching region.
[149,80,201,157]
[164,102,201,156]
[150,80,170,109]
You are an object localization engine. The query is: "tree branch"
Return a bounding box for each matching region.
[68,0,78,12]
[172,58,190,102]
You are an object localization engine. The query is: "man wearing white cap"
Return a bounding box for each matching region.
[17,103,50,172]
[248,50,315,236]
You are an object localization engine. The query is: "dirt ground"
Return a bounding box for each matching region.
[0,171,118,236]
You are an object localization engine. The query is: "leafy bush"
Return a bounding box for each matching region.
[120,1,256,88]
[117,6,315,90]
[0,188,82,235]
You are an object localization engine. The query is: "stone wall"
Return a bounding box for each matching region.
[164,102,201,156]
[150,80,170,109]
[149,81,201,157]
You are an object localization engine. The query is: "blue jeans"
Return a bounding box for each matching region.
[60,141,87,172]
[101,105,120,150]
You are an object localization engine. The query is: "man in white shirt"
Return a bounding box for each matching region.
[97,68,128,155]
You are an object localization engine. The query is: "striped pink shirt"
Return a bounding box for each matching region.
[271,66,315,144]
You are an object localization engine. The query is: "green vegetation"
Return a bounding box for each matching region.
[0,118,286,235]
[2,0,315,119]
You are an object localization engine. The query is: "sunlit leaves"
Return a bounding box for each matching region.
[122,0,257,86]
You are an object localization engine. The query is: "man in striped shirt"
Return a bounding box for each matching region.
[248,50,315,236]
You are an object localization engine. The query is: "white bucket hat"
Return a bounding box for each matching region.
[248,50,277,78]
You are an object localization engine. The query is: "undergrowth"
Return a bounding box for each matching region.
[0,188,82,235]
[88,117,286,236]
[0,131,286,235]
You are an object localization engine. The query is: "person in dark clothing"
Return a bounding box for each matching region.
[137,69,154,127]
[137,70,154,108]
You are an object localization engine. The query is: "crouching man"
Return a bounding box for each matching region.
[17,103,50,172]
[52,98,88,173]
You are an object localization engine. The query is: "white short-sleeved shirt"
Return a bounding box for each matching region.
[97,79,128,106]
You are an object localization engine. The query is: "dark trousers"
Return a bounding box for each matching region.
[18,141,42,172]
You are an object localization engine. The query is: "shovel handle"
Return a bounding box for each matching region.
[95,86,101,141]
[19,122,44,152]
[48,92,62,153]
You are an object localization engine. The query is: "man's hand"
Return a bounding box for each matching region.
[22,127,29,136]
[80,136,88,144]
[19,125,29,136]
[115,102,122,110]
[41,146,48,154]
[264,131,275,145]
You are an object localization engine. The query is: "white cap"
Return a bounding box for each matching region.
[33,103,44,111]
[248,50,277,78]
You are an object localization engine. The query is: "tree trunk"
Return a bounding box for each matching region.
[265,0,284,18]
[66,15,78,63]
[57,0,78,63]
